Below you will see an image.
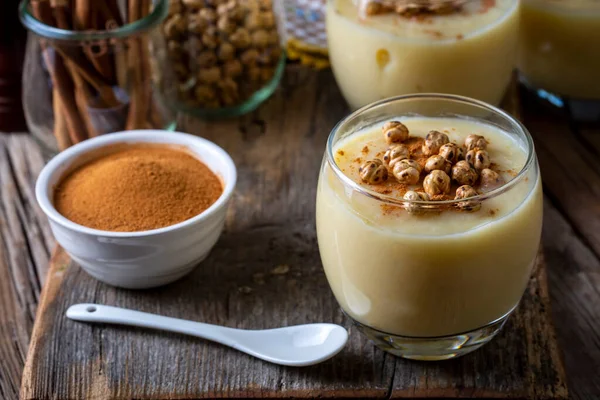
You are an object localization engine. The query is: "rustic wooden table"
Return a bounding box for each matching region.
[1,67,599,400]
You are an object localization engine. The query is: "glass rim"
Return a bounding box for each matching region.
[357,0,496,9]
[325,93,536,207]
[19,0,168,41]
[377,0,476,4]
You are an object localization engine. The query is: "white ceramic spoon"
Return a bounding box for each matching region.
[66,303,348,367]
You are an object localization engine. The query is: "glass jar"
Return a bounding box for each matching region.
[19,0,175,156]
[316,94,542,360]
[327,0,520,110]
[518,0,600,120]
[153,0,285,118]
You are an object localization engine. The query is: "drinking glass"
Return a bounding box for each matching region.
[518,0,600,121]
[327,0,520,109]
[316,94,542,360]
[20,0,175,156]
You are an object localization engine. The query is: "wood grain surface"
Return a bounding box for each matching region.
[0,66,599,399]
[20,68,566,399]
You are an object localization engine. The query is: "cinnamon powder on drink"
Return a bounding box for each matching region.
[54,144,223,232]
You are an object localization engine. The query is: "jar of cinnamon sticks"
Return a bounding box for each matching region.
[19,0,176,155]
[154,0,285,118]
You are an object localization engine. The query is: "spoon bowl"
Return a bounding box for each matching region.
[66,303,348,367]
[231,323,349,366]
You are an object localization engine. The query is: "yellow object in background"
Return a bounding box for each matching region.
[281,0,330,69]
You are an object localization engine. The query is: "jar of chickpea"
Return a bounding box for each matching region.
[154,0,285,118]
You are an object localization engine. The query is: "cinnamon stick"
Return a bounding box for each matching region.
[125,0,147,130]
[31,0,53,25]
[51,3,120,108]
[84,43,115,86]
[49,0,72,29]
[73,0,91,30]
[148,101,165,129]
[106,0,124,26]
[32,0,88,144]
[53,95,72,150]
[97,1,122,27]
[49,47,88,143]
[71,71,99,137]
[87,2,118,85]
[72,0,117,86]
[139,0,152,126]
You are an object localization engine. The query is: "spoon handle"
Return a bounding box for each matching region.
[66,303,239,347]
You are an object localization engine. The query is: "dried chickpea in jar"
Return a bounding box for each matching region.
[159,0,283,111]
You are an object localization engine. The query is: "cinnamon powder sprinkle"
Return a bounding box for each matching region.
[480,0,497,14]
[424,29,444,39]
[54,144,223,232]
[362,146,370,154]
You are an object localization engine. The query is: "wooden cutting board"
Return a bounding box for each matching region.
[21,68,568,399]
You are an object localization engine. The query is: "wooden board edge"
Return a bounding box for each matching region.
[508,75,569,399]
[20,247,70,400]
[530,252,569,399]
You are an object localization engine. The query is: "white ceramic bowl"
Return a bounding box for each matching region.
[36,130,237,289]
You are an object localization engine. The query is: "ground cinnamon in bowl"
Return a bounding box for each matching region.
[53,144,223,232]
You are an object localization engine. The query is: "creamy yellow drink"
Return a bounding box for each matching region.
[327,0,520,109]
[316,117,542,340]
[519,0,600,99]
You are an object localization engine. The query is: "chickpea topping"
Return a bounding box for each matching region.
[164,0,280,110]
[383,144,410,167]
[454,185,481,212]
[199,7,218,23]
[438,143,464,163]
[240,48,260,65]
[230,28,251,48]
[465,134,487,151]
[198,66,221,84]
[246,66,261,82]
[217,16,236,34]
[359,159,388,184]
[423,170,451,196]
[245,12,263,29]
[422,130,449,156]
[262,11,276,27]
[217,42,236,61]
[403,190,431,215]
[480,168,504,192]
[201,26,219,48]
[188,14,208,34]
[260,67,275,82]
[182,0,203,8]
[424,155,451,174]
[197,50,217,67]
[365,1,384,15]
[218,78,239,106]
[195,85,217,102]
[392,160,421,185]
[466,148,491,172]
[382,121,409,144]
[252,30,270,48]
[163,14,187,38]
[196,50,217,67]
[451,160,478,186]
[169,0,183,15]
[395,159,422,173]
